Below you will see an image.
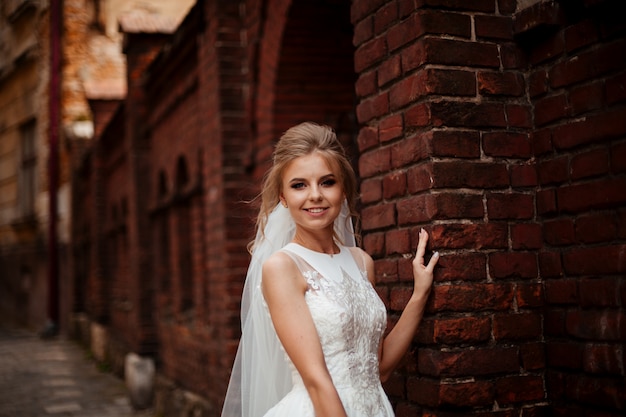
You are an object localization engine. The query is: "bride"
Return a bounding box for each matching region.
[221,122,439,417]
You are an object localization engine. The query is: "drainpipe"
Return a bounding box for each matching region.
[43,0,61,337]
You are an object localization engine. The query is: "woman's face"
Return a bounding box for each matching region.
[280,152,344,235]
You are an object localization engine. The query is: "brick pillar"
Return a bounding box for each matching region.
[122,30,172,353]
[352,1,545,415]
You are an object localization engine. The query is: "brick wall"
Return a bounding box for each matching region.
[69,0,625,416]
[352,1,547,415]
[352,0,624,415]
[521,1,626,415]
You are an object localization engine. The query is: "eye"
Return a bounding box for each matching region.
[290,182,306,189]
[321,178,336,187]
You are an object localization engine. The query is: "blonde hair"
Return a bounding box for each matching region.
[252,122,359,250]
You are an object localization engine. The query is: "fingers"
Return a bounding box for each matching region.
[416,228,440,271]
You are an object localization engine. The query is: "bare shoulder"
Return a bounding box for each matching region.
[262,250,306,291]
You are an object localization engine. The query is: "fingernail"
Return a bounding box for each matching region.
[434,251,440,257]
[420,228,425,234]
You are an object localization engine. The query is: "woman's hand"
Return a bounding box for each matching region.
[412,228,439,300]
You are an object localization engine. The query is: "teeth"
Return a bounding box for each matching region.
[308,208,324,213]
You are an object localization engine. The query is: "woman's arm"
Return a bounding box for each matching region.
[262,252,348,417]
[367,228,439,382]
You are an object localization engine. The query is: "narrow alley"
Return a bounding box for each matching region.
[0,325,153,417]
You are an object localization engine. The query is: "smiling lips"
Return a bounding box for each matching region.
[305,207,327,214]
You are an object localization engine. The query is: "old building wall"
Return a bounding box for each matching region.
[520,1,626,415]
[0,0,52,329]
[68,0,625,416]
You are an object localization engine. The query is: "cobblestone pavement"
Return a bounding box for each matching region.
[0,325,154,417]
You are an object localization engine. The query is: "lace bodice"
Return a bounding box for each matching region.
[265,243,393,417]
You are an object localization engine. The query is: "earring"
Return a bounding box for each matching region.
[282,202,288,208]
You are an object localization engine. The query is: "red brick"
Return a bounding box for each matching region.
[356,91,390,123]
[406,163,434,193]
[357,125,379,151]
[506,104,533,128]
[528,30,565,66]
[385,228,411,255]
[563,18,600,53]
[545,279,578,305]
[439,380,494,407]
[415,0,495,12]
[566,310,626,341]
[520,342,546,371]
[611,141,626,173]
[383,171,407,199]
[531,128,553,155]
[489,252,538,279]
[575,212,617,244]
[569,81,605,116]
[528,69,548,98]
[478,71,524,96]
[516,282,544,309]
[431,129,481,158]
[430,101,507,128]
[483,131,531,158]
[431,161,509,188]
[537,156,569,185]
[495,375,546,404]
[374,1,398,34]
[487,192,534,220]
[606,70,626,105]
[579,277,621,308]
[553,107,626,150]
[544,218,576,246]
[557,178,626,214]
[362,202,396,230]
[432,316,492,344]
[511,163,538,187]
[379,114,403,143]
[583,343,625,375]
[364,231,385,257]
[422,37,500,67]
[391,131,432,167]
[549,38,626,88]
[429,282,514,312]
[375,257,399,284]
[544,310,567,338]
[511,223,543,250]
[418,346,519,377]
[355,70,377,99]
[570,148,609,180]
[354,36,388,72]
[534,93,568,127]
[378,55,402,87]
[430,222,508,250]
[433,252,487,282]
[360,177,382,204]
[353,15,374,46]
[404,102,431,127]
[494,312,543,341]
[359,146,391,177]
[475,14,513,40]
[400,40,427,72]
[536,189,557,215]
[546,341,583,369]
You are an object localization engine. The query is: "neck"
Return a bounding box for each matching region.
[292,231,338,255]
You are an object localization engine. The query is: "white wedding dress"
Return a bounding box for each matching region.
[263,243,395,417]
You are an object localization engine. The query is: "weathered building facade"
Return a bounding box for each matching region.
[23,0,626,416]
[0,0,193,330]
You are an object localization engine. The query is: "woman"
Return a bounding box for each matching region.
[221,122,439,417]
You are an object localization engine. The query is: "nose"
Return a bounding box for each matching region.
[309,184,322,201]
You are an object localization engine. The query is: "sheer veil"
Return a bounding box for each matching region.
[221,201,356,417]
